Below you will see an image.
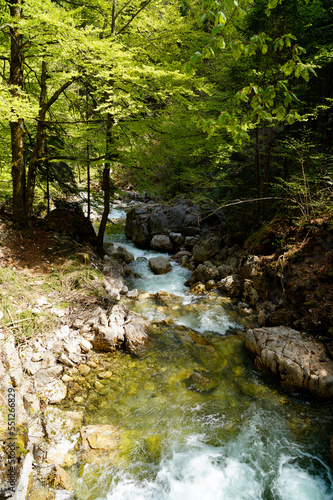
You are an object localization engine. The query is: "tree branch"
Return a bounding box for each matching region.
[117,0,152,35]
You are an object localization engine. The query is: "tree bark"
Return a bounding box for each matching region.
[25,60,47,218]
[7,0,26,226]
[25,68,74,218]
[97,112,114,256]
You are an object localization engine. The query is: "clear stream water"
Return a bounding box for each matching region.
[62,204,333,500]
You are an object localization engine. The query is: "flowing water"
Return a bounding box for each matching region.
[62,204,333,500]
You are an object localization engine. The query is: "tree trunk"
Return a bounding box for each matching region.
[97,112,114,256]
[7,0,26,226]
[25,60,47,218]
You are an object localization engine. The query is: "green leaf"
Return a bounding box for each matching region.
[198,13,207,27]
[262,44,268,54]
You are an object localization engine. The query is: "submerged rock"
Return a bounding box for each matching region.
[184,370,217,394]
[246,326,333,398]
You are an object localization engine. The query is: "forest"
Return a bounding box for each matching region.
[0,0,332,235]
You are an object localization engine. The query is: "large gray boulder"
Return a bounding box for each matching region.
[150,234,173,252]
[246,326,333,398]
[125,207,150,248]
[190,261,219,284]
[149,256,172,274]
[193,233,224,263]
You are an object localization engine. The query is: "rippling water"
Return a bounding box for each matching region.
[61,205,333,500]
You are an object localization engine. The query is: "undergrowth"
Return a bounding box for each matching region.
[0,258,112,345]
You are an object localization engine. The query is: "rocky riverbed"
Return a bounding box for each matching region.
[0,199,333,499]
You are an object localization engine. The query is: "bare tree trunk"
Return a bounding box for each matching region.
[97,112,113,255]
[25,60,47,218]
[7,0,26,226]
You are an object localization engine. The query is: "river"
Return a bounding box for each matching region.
[61,203,333,500]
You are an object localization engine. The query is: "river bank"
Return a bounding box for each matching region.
[0,199,333,499]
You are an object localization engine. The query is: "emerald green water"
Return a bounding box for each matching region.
[64,208,333,500]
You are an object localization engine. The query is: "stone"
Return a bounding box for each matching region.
[171,250,192,261]
[258,309,266,326]
[127,288,139,299]
[205,280,216,291]
[13,453,33,500]
[77,252,91,265]
[28,488,55,500]
[58,353,75,368]
[218,275,242,298]
[193,233,223,263]
[37,379,67,404]
[111,245,135,263]
[243,279,259,306]
[191,261,219,284]
[217,264,233,278]
[184,235,200,249]
[47,464,73,491]
[150,234,173,252]
[79,338,93,353]
[72,318,84,329]
[78,364,90,375]
[246,326,333,398]
[80,424,120,451]
[92,325,124,352]
[169,232,184,247]
[185,371,217,394]
[43,407,83,441]
[35,365,63,382]
[149,256,172,275]
[0,331,23,387]
[23,393,40,417]
[124,311,149,355]
[190,282,206,294]
[44,208,97,246]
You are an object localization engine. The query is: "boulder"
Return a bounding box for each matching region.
[124,311,149,355]
[149,207,170,235]
[108,244,134,263]
[125,206,150,248]
[149,256,172,275]
[36,379,67,404]
[44,208,97,246]
[190,261,219,284]
[169,232,184,247]
[246,326,333,398]
[218,275,242,298]
[150,234,173,252]
[193,233,223,263]
[92,325,124,352]
[79,424,121,463]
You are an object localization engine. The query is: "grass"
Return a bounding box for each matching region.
[0,258,114,345]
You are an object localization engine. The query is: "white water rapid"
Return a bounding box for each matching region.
[61,203,333,500]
